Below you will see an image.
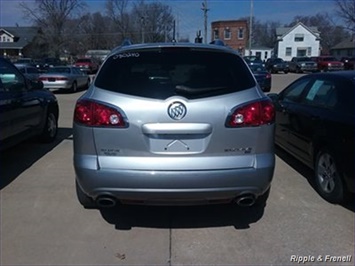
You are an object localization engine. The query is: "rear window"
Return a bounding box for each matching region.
[95,49,255,99]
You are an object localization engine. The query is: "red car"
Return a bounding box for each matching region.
[311,56,344,72]
[74,58,99,74]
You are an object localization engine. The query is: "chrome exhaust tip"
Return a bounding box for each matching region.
[96,196,117,208]
[234,194,256,207]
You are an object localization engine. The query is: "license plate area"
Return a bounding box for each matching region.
[148,135,207,154]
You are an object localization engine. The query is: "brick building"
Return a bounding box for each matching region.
[211,20,249,54]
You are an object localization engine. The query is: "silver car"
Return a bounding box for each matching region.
[73,43,275,208]
[39,66,90,92]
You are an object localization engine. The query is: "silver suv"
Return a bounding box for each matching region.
[73,43,275,208]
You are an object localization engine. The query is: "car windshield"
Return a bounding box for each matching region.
[297,57,311,62]
[76,59,91,63]
[323,57,337,61]
[47,67,71,73]
[16,59,32,63]
[273,58,283,63]
[95,48,256,100]
[249,64,267,72]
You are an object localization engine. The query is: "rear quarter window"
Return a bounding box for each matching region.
[94,49,255,99]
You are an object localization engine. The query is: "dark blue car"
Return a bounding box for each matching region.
[0,57,59,150]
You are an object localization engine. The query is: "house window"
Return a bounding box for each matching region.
[307,47,312,56]
[224,28,231,40]
[294,34,304,42]
[238,28,244,39]
[1,36,5,42]
[286,47,292,56]
[213,29,219,40]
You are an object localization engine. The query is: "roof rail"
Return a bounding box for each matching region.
[209,39,225,46]
[121,38,133,46]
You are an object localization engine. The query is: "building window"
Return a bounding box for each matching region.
[213,29,219,40]
[238,28,244,39]
[294,34,304,42]
[307,47,312,56]
[286,47,292,56]
[1,36,5,42]
[224,28,231,40]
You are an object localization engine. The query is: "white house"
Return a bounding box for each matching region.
[276,22,320,61]
[244,46,274,61]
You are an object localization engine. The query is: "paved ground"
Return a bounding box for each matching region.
[1,73,354,266]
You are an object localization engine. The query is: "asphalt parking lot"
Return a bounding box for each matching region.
[1,73,354,265]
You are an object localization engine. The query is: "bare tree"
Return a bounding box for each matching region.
[20,0,87,57]
[334,0,355,32]
[105,0,131,42]
[132,1,175,43]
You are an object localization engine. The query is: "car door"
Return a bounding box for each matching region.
[275,77,312,154]
[286,78,336,165]
[0,59,28,140]
[0,59,42,138]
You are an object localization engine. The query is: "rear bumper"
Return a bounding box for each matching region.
[42,82,72,90]
[300,66,318,72]
[74,153,275,204]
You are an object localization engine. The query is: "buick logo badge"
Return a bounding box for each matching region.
[168,102,187,120]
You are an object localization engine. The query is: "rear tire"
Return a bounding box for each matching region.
[315,149,348,203]
[71,81,77,93]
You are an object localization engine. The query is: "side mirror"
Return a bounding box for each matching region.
[27,78,44,90]
[267,93,279,101]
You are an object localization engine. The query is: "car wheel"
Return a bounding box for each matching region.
[71,81,77,93]
[40,110,58,143]
[315,149,348,203]
[284,70,289,74]
[76,180,96,208]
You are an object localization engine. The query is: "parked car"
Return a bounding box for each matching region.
[265,58,289,74]
[14,58,36,67]
[243,56,264,66]
[311,56,344,72]
[39,66,90,92]
[74,58,99,74]
[40,57,62,72]
[0,57,59,151]
[289,57,318,73]
[16,65,41,82]
[248,63,272,92]
[341,57,355,70]
[268,71,355,203]
[73,42,276,209]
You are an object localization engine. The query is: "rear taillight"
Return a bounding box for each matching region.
[74,100,127,127]
[226,100,275,127]
[266,73,272,79]
[39,77,47,81]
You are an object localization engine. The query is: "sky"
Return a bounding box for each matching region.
[0,0,339,41]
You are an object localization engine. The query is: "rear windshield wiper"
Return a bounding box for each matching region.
[175,85,229,94]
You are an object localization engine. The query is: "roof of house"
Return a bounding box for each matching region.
[0,27,40,49]
[276,22,319,38]
[331,38,355,50]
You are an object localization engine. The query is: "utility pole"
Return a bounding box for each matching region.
[201,0,209,44]
[249,0,253,55]
[141,16,145,43]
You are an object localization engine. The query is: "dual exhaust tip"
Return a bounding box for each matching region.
[96,193,257,208]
